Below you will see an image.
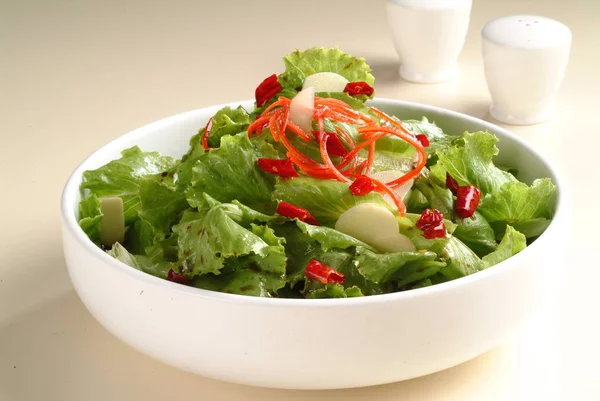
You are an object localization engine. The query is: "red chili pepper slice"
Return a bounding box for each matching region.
[167,269,189,284]
[416,209,447,239]
[257,158,299,178]
[255,74,283,107]
[446,172,460,195]
[343,81,375,97]
[276,201,319,225]
[416,134,430,147]
[312,130,348,157]
[201,118,214,151]
[305,259,345,284]
[455,186,481,218]
[349,175,376,196]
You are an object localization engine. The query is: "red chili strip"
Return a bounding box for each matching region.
[416,209,447,239]
[201,118,214,151]
[167,269,189,284]
[349,176,376,196]
[257,158,299,178]
[255,74,282,107]
[305,259,345,284]
[312,130,348,157]
[446,173,481,218]
[416,134,430,147]
[276,201,319,225]
[446,172,460,195]
[455,186,481,218]
[344,81,375,97]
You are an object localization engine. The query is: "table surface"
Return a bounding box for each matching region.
[1,0,599,400]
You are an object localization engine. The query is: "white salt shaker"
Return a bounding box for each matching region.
[386,0,472,83]
[482,16,572,125]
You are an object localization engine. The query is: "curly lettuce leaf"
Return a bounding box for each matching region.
[205,106,251,148]
[431,131,517,195]
[452,212,498,257]
[306,284,364,299]
[173,206,286,277]
[478,178,556,238]
[439,237,483,280]
[137,174,189,236]
[353,246,442,285]
[80,146,176,225]
[279,47,375,91]
[272,177,391,227]
[482,226,527,268]
[188,133,278,213]
[78,193,103,245]
[294,220,374,252]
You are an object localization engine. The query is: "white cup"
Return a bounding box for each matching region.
[482,15,572,125]
[386,0,472,84]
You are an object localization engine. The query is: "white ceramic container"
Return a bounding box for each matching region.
[386,0,472,83]
[482,15,572,125]
[62,99,564,389]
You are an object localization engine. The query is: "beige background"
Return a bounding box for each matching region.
[1,0,599,399]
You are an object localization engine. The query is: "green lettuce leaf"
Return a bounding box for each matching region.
[482,226,527,268]
[478,178,556,238]
[279,47,375,91]
[353,246,442,285]
[137,174,189,236]
[431,131,517,195]
[272,177,391,226]
[78,193,103,245]
[188,133,278,213]
[124,218,156,255]
[205,106,251,148]
[400,117,452,161]
[173,204,286,277]
[107,243,172,279]
[219,268,286,297]
[439,237,483,280]
[295,220,375,251]
[80,146,176,225]
[306,284,364,299]
[452,212,498,257]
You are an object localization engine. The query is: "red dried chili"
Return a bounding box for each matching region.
[416,209,447,239]
[201,118,214,151]
[167,269,189,284]
[455,186,481,218]
[312,130,348,157]
[255,74,283,107]
[305,259,345,284]
[276,201,319,225]
[416,134,430,147]
[257,158,299,178]
[446,173,481,218]
[343,81,375,97]
[446,172,460,195]
[349,176,376,196]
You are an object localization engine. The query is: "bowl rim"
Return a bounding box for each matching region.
[61,97,564,307]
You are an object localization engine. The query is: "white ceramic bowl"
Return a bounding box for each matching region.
[61,99,564,390]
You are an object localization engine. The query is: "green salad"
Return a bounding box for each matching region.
[78,47,556,298]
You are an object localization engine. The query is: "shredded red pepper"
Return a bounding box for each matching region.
[416,209,447,239]
[249,95,428,216]
[255,74,283,107]
[344,81,375,97]
[257,158,299,178]
[276,201,319,225]
[305,259,345,284]
[349,175,376,196]
[167,269,189,284]
[201,118,214,151]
